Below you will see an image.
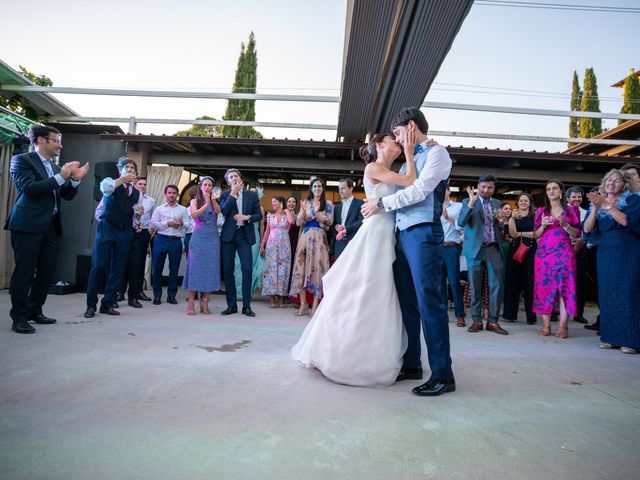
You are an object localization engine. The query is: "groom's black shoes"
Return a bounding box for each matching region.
[396,367,423,382]
[412,378,456,397]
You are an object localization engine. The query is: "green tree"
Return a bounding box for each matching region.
[579,67,602,138]
[175,115,222,137]
[619,71,640,125]
[568,70,581,147]
[0,66,53,121]
[222,32,262,138]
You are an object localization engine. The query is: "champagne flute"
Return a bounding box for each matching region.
[212,186,221,200]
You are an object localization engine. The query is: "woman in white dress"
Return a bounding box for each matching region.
[291,131,417,387]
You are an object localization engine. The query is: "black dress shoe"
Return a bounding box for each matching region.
[29,313,57,324]
[84,307,96,318]
[396,367,423,382]
[242,307,256,317]
[138,292,152,302]
[412,378,456,397]
[128,298,143,308]
[153,298,161,305]
[166,297,178,305]
[221,306,238,315]
[99,306,120,316]
[574,316,588,324]
[12,321,36,334]
[116,292,125,302]
[113,302,119,309]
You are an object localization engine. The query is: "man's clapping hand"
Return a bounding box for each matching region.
[465,186,478,206]
[59,161,80,179]
[336,224,347,240]
[71,162,90,180]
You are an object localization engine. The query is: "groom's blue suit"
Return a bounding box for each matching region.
[381,144,453,380]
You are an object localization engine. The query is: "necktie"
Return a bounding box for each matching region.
[414,144,424,155]
[483,200,493,243]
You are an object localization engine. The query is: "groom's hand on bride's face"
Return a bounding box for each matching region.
[361,198,379,219]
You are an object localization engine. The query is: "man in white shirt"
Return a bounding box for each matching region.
[149,184,191,305]
[329,178,363,264]
[441,186,466,327]
[133,177,156,301]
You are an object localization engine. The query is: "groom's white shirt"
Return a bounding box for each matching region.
[380,141,451,212]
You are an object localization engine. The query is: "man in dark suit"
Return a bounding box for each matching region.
[458,174,508,335]
[220,168,262,317]
[329,178,363,264]
[6,125,89,333]
[84,158,140,318]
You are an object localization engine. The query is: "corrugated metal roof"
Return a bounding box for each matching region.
[337,0,473,141]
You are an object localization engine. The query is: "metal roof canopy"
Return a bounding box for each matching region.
[338,0,474,142]
[103,134,627,186]
[0,59,78,118]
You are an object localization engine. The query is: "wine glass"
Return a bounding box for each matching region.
[212,186,222,199]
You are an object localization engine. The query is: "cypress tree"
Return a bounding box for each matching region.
[222,32,262,138]
[579,67,602,138]
[619,71,640,125]
[568,71,581,147]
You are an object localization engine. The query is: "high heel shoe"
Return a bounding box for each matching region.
[539,325,551,336]
[187,300,196,316]
[556,325,568,339]
[200,300,211,314]
[295,305,308,316]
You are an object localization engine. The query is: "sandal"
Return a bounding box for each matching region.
[200,300,211,315]
[295,305,308,316]
[539,325,551,336]
[186,300,196,316]
[555,325,568,339]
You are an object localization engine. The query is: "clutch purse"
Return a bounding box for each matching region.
[512,237,530,263]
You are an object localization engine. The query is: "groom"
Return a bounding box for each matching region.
[362,107,454,397]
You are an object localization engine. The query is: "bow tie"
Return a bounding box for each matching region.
[414,144,425,155]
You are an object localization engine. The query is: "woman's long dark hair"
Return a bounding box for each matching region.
[359,133,388,164]
[195,176,215,209]
[306,177,327,212]
[543,179,570,215]
[518,192,536,218]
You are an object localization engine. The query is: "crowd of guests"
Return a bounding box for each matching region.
[442,164,639,354]
[7,125,639,357]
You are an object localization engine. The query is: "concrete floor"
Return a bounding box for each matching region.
[1,290,638,480]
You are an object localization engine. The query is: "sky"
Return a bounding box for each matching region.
[1,0,637,152]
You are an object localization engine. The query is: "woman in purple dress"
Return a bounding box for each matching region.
[260,195,294,307]
[182,176,221,316]
[533,179,581,338]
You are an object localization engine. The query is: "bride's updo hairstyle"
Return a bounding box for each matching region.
[359,133,388,164]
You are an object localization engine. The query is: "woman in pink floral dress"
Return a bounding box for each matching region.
[260,196,294,308]
[533,179,581,338]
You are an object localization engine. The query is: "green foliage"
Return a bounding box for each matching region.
[568,71,582,147]
[619,72,640,125]
[222,32,263,139]
[175,115,222,137]
[0,66,53,121]
[579,67,602,139]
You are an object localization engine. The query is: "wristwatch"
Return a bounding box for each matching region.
[376,198,384,210]
[604,205,612,211]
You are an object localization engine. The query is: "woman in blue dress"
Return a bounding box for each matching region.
[182,176,221,316]
[584,169,640,354]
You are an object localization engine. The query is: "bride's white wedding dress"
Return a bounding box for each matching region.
[291,176,407,387]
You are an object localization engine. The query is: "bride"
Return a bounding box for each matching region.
[291,129,418,387]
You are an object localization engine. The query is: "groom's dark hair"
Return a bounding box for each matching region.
[390,108,429,134]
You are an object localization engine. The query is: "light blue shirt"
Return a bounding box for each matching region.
[441,201,463,243]
[36,152,80,213]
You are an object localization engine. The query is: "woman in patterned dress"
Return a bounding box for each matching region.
[289,178,334,317]
[182,176,221,316]
[260,195,294,308]
[533,179,581,338]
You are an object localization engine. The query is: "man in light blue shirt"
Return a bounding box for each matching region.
[441,186,465,327]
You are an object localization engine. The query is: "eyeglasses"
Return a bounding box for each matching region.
[45,137,62,145]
